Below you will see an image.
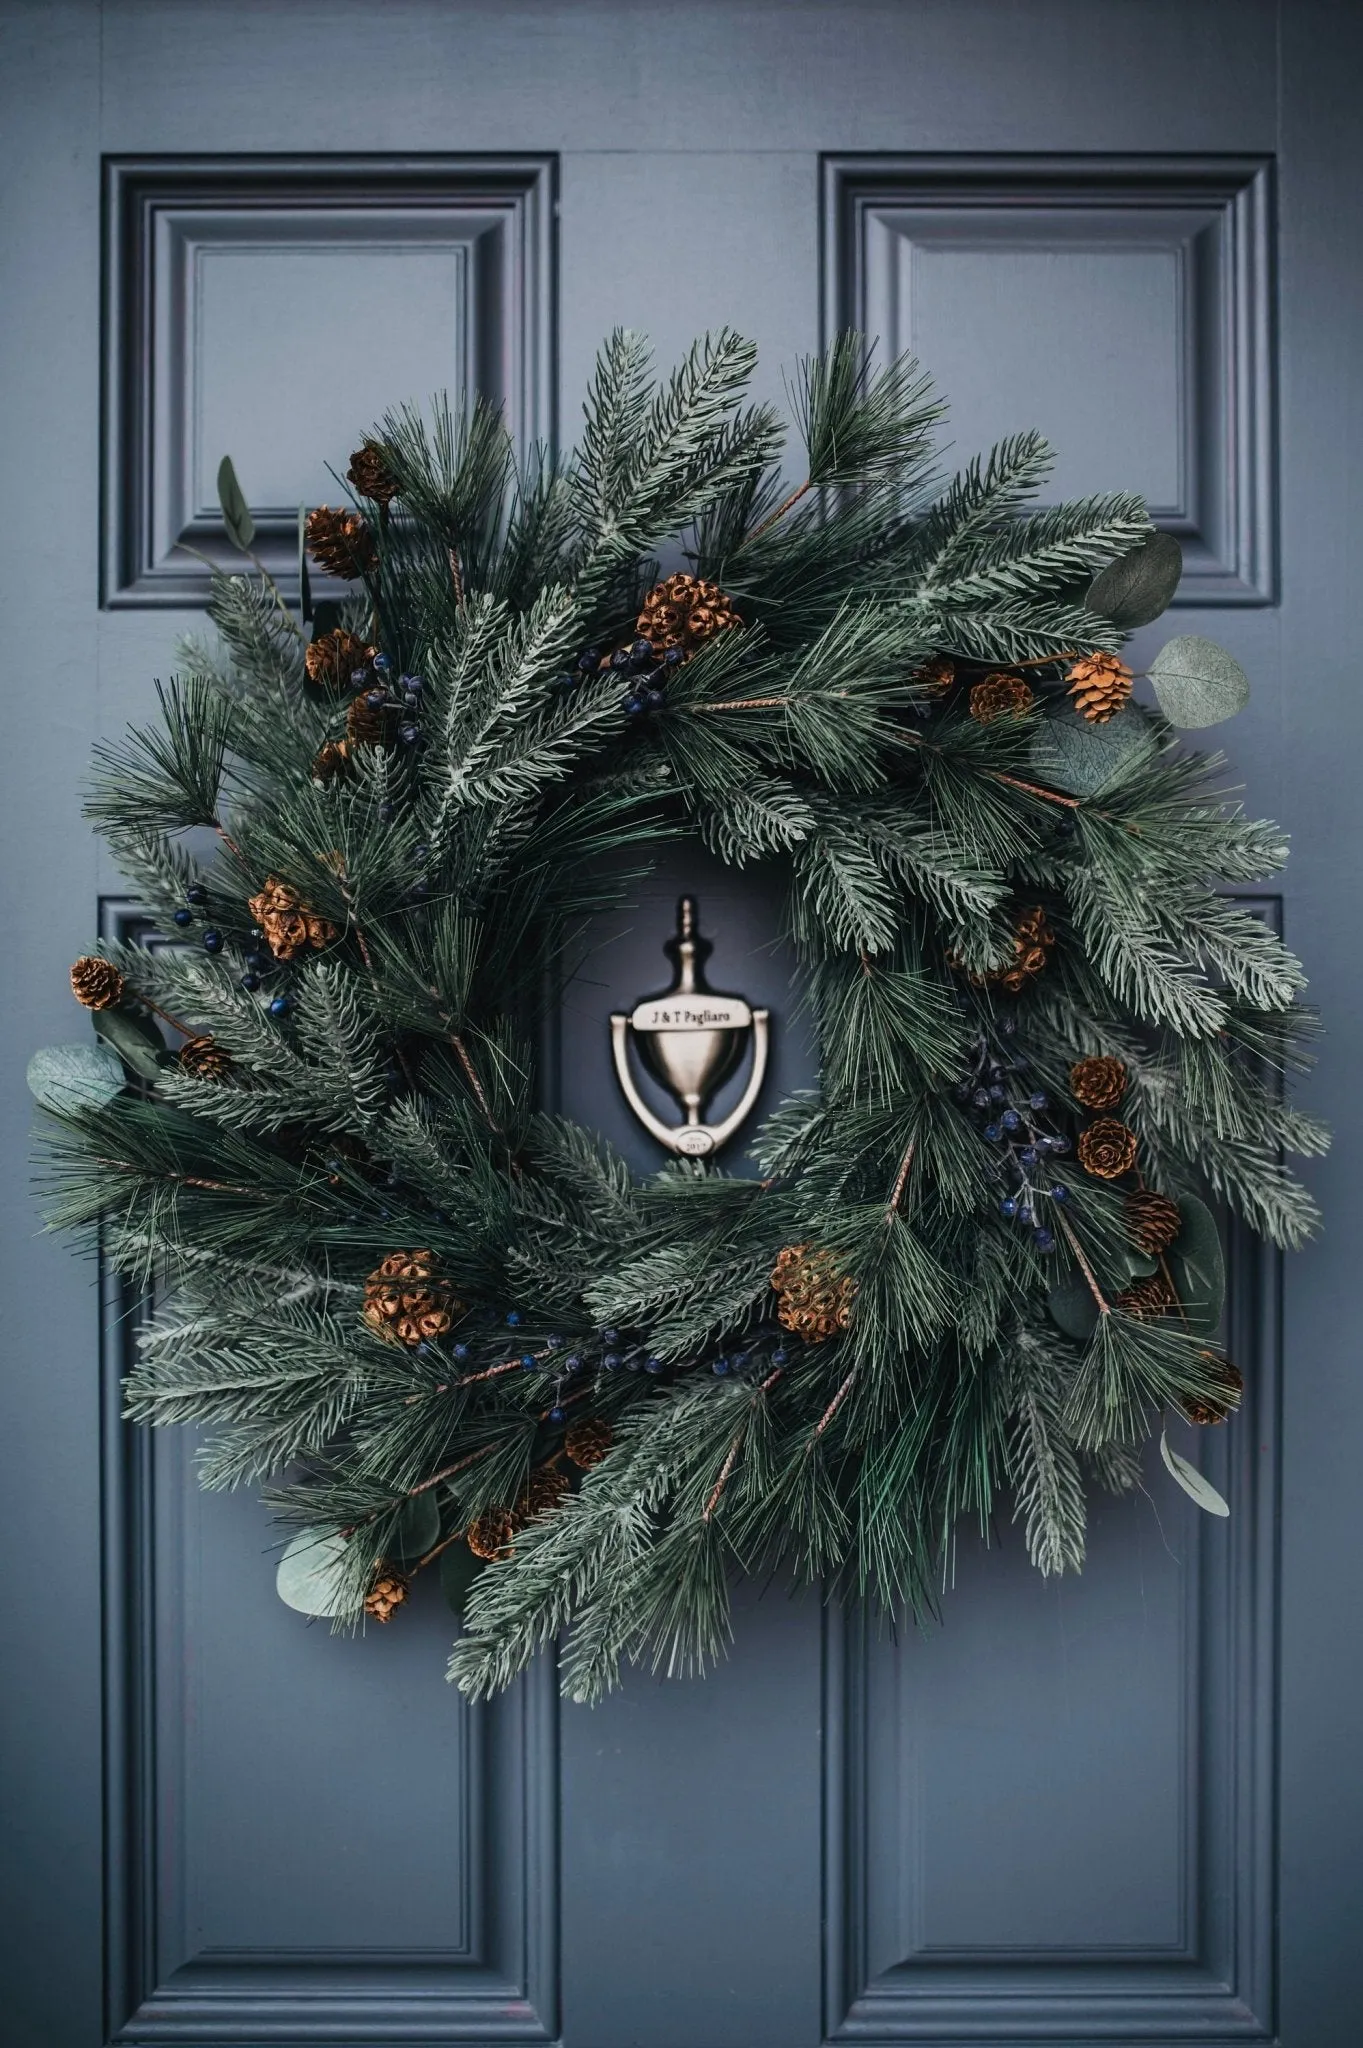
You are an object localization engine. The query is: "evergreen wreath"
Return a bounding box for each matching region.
[34,331,1325,1703]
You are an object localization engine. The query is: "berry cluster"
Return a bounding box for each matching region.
[353,651,426,748]
[953,1031,1072,1253]
[556,638,685,718]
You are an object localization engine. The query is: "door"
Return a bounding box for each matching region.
[2,3,1358,2043]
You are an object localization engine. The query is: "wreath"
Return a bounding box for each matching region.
[34,331,1324,1703]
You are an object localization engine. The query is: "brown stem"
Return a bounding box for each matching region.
[888,1138,916,1216]
[448,1032,504,1137]
[138,996,198,1039]
[448,546,465,610]
[405,1442,496,1498]
[1056,1214,1111,1315]
[988,770,1082,810]
[688,694,791,714]
[810,1367,858,1443]
[702,1368,783,1522]
[747,478,812,544]
[412,1527,466,1574]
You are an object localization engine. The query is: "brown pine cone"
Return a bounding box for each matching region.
[564,1416,613,1469]
[1126,1189,1182,1255]
[636,573,742,655]
[516,1465,569,1523]
[305,505,377,580]
[913,654,956,695]
[997,906,1055,993]
[364,1566,410,1623]
[178,1035,233,1081]
[304,628,374,691]
[1067,652,1134,725]
[247,877,338,961]
[1114,1272,1178,1320]
[466,1509,514,1562]
[968,672,1035,723]
[1182,1359,1244,1426]
[1069,1054,1127,1110]
[1077,1117,1139,1180]
[346,692,397,749]
[346,440,400,508]
[362,1250,461,1348]
[311,739,351,785]
[771,1243,856,1343]
[70,955,124,1010]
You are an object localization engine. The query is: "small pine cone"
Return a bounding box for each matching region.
[564,1416,613,1469]
[362,1250,461,1348]
[346,692,398,749]
[247,877,337,961]
[1182,1359,1244,1426]
[517,1465,569,1524]
[1067,652,1134,725]
[70,955,124,1010]
[466,1509,514,1561]
[305,628,374,691]
[771,1243,856,1343]
[346,440,400,508]
[636,573,741,655]
[994,906,1055,992]
[1069,1054,1127,1110]
[1077,1117,1139,1180]
[311,739,351,785]
[364,1566,410,1623]
[1126,1189,1182,1255]
[914,654,956,695]
[968,672,1035,723]
[178,1034,233,1081]
[306,505,377,580]
[1114,1272,1178,1320]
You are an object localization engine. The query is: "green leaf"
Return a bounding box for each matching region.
[1086,529,1183,628]
[440,1539,485,1617]
[1047,1271,1100,1343]
[92,1005,168,1082]
[1029,704,1151,796]
[27,1042,127,1114]
[275,1529,354,1617]
[1149,634,1250,729]
[1160,1429,1230,1516]
[392,1491,441,1559]
[217,455,256,554]
[1167,1194,1225,1336]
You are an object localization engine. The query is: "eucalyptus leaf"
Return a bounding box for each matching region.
[1167,1193,1225,1337]
[217,455,256,554]
[1149,634,1250,729]
[275,1529,355,1617]
[92,1004,168,1082]
[393,1490,441,1559]
[440,1539,485,1617]
[1029,704,1151,796]
[1047,1271,1100,1343]
[1086,529,1183,628]
[1160,1430,1230,1517]
[27,1042,127,1114]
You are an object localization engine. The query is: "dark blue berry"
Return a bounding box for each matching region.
[983,1122,1002,1142]
[1020,1145,1040,1169]
[645,1356,665,1375]
[1001,1109,1021,1131]
[564,1354,583,1374]
[173,907,193,927]
[549,1405,567,1423]
[973,1089,992,1109]
[186,884,208,906]
[399,674,423,694]
[632,638,653,659]
[601,1328,620,1346]
[378,801,394,822]
[546,1333,563,1350]
[1050,1135,1072,1156]
[366,689,385,710]
[269,994,291,1018]
[1018,1202,1034,1224]
[578,648,601,672]
[521,1353,537,1370]
[1029,1091,1049,1112]
[1000,1196,1018,1218]
[646,688,665,709]
[453,1343,469,1361]
[416,1341,432,1359]
[239,969,261,992]
[603,1351,622,1372]
[623,692,643,714]
[664,646,684,666]
[350,668,369,688]
[372,652,390,671]
[772,1347,788,1365]
[712,1356,730,1375]
[202,930,223,953]
[399,722,419,745]
[1033,1227,1056,1252]
[989,1084,1007,1103]
[611,646,634,670]
[1050,1183,1070,1203]
[506,1311,522,1328]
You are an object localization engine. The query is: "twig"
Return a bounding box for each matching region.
[988,770,1082,810]
[688,694,791,713]
[405,1442,496,1498]
[702,1367,783,1521]
[448,546,465,610]
[1056,1213,1111,1315]
[809,1367,858,1443]
[887,1137,916,1216]
[448,1032,505,1137]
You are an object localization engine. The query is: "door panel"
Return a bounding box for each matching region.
[3,5,1359,2045]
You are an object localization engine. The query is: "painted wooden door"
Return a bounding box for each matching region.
[2,3,1359,2043]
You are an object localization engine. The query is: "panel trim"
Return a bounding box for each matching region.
[821,154,1276,605]
[100,904,559,2046]
[101,154,558,608]
[822,897,1283,2043]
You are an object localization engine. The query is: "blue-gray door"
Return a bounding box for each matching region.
[2,3,1359,2043]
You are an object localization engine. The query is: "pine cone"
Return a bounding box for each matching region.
[306,505,377,580]
[346,440,400,508]
[311,739,351,785]
[1182,1359,1244,1426]
[364,1566,410,1623]
[1069,1054,1127,1110]
[247,877,338,961]
[1077,1117,1139,1180]
[305,628,374,691]
[636,573,742,655]
[1126,1189,1182,1255]
[771,1244,856,1343]
[516,1465,569,1524]
[1067,653,1133,725]
[1114,1272,1178,1320]
[70,955,124,1010]
[968,672,1035,723]
[996,906,1055,993]
[346,692,398,749]
[913,654,956,695]
[564,1416,613,1469]
[362,1250,461,1348]
[466,1509,514,1561]
[178,1034,233,1081]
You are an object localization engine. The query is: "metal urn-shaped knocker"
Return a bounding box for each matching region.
[611,896,769,1158]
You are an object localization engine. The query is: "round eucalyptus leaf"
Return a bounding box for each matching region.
[92,1004,167,1082]
[1160,1430,1230,1517]
[275,1529,355,1618]
[1149,634,1250,729]
[1167,1194,1225,1337]
[1086,529,1183,628]
[27,1042,127,1115]
[393,1490,441,1560]
[1047,1271,1101,1343]
[440,1539,486,1617]
[1029,704,1151,796]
